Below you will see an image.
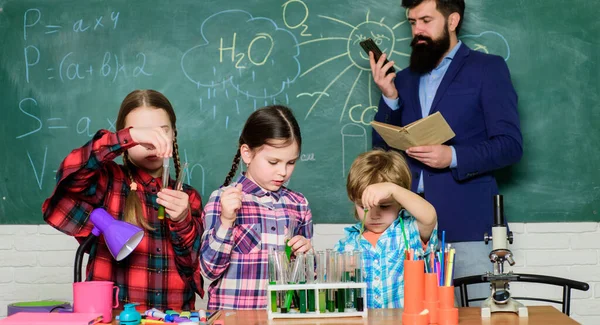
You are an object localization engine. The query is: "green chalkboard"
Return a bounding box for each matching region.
[0,0,598,224]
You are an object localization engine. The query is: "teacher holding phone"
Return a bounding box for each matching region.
[368,0,523,282]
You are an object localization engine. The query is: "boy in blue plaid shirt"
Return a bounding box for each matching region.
[334,149,438,308]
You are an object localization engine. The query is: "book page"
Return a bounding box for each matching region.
[371,112,455,150]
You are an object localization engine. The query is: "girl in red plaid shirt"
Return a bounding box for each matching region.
[42,89,204,310]
[201,105,313,309]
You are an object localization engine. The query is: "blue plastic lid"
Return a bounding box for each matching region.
[119,303,141,324]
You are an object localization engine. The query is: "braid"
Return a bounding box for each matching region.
[173,129,181,182]
[222,149,241,187]
[122,153,136,189]
[122,153,154,231]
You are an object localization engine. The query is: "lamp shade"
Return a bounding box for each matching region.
[89,209,144,261]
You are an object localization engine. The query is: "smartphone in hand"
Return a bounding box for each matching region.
[359,38,396,75]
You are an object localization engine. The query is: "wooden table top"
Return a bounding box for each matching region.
[112,306,579,325]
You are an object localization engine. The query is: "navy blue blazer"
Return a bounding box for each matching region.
[373,43,523,242]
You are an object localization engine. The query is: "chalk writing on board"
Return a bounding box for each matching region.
[23,8,119,40]
[183,149,206,196]
[27,146,48,190]
[297,10,411,121]
[460,31,511,61]
[181,10,301,99]
[341,123,368,177]
[282,0,312,37]
[296,92,329,98]
[24,47,152,83]
[349,104,377,126]
[300,153,315,161]
[15,97,117,139]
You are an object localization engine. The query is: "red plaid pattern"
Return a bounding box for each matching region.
[42,128,204,310]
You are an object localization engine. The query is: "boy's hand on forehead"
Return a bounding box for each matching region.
[157,188,189,222]
[361,182,399,210]
[287,235,312,254]
[129,127,173,158]
[220,184,243,228]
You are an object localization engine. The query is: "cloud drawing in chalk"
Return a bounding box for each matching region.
[181,10,301,98]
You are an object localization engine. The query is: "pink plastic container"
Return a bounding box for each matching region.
[73,281,119,323]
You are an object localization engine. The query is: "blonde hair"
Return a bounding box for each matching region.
[116,90,182,230]
[347,149,412,211]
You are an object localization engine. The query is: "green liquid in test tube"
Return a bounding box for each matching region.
[285,238,293,261]
[298,252,307,313]
[354,250,364,312]
[345,251,355,310]
[326,249,336,313]
[306,251,315,312]
[316,251,326,313]
[284,252,303,311]
[336,252,345,312]
[283,219,295,311]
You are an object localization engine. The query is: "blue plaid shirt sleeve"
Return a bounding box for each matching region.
[334,225,361,253]
[402,210,439,259]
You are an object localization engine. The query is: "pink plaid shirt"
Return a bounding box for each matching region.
[200,174,313,309]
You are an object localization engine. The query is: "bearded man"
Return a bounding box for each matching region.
[370,0,523,279]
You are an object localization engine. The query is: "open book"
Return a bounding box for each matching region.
[370,112,455,151]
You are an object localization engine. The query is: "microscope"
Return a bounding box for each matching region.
[481,194,528,318]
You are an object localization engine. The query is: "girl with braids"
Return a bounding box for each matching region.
[200,105,313,309]
[42,89,204,310]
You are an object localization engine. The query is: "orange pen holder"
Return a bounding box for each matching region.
[438,285,458,325]
[402,260,429,325]
[423,273,440,324]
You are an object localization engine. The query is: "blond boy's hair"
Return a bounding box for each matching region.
[347,149,412,213]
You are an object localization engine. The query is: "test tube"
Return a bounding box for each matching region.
[268,248,278,312]
[157,158,170,219]
[316,251,326,313]
[277,251,289,313]
[354,250,364,311]
[284,218,298,261]
[345,252,355,310]
[284,253,303,311]
[174,162,188,191]
[326,249,336,312]
[337,252,346,312]
[297,252,307,313]
[306,250,316,312]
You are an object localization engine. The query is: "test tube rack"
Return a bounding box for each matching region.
[266,282,368,319]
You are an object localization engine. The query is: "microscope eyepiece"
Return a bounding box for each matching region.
[494,195,505,226]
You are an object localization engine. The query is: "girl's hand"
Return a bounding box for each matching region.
[220,184,243,228]
[129,127,173,158]
[361,182,399,210]
[288,235,312,254]
[157,189,189,222]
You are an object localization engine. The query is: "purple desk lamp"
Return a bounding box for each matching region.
[74,208,144,282]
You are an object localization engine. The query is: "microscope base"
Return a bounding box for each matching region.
[481,297,528,318]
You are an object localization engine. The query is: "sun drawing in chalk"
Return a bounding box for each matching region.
[297,10,412,124]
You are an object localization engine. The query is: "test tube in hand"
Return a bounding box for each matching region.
[157,158,170,220]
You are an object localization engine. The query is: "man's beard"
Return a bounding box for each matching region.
[409,25,451,74]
